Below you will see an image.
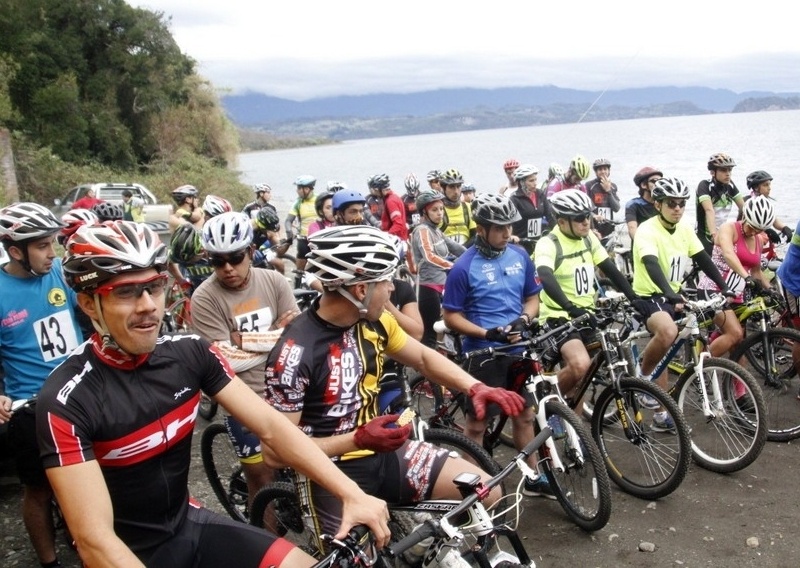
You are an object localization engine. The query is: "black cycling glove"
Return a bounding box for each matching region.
[485,327,509,343]
[566,305,597,329]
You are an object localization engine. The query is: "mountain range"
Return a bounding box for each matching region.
[221,86,800,141]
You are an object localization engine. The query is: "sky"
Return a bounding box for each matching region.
[130,0,800,101]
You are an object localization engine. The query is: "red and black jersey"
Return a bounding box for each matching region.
[36,334,233,553]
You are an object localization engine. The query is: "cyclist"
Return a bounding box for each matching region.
[461,183,476,204]
[332,190,369,227]
[201,195,232,221]
[192,212,299,508]
[533,189,647,403]
[697,196,774,358]
[498,158,520,196]
[284,174,317,276]
[442,194,549,498]
[369,173,408,241]
[775,219,800,388]
[741,170,794,244]
[0,203,82,568]
[546,155,590,197]
[585,158,621,239]
[92,201,124,222]
[508,164,550,254]
[439,168,476,246]
[402,173,421,232]
[71,186,103,211]
[167,223,213,295]
[242,183,273,220]
[625,166,662,241]
[36,221,390,568]
[632,177,732,428]
[264,225,524,544]
[58,208,99,246]
[540,163,564,193]
[169,184,203,232]
[307,191,336,236]
[426,169,442,191]
[410,190,466,349]
[696,152,745,253]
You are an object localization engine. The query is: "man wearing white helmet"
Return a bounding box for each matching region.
[265,225,524,548]
[508,164,551,255]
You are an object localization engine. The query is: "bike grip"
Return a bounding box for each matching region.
[346,524,370,542]
[386,522,437,558]
[521,425,552,457]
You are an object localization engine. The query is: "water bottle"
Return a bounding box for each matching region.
[548,414,566,439]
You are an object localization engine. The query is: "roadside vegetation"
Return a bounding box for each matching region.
[0,0,324,211]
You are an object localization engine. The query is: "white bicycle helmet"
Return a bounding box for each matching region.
[471,194,521,226]
[652,177,691,201]
[0,202,65,243]
[253,183,272,194]
[201,195,232,217]
[549,189,593,218]
[294,175,316,188]
[63,221,168,292]
[306,225,398,289]
[548,163,564,179]
[513,164,539,181]
[327,181,348,192]
[742,196,776,231]
[202,211,254,254]
[404,173,420,193]
[59,208,99,245]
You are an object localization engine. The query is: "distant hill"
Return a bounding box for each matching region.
[222,86,800,141]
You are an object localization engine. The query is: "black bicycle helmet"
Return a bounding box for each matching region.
[367,173,390,190]
[746,170,773,190]
[92,202,124,222]
[169,223,204,264]
[651,177,690,201]
[471,194,521,226]
[255,206,280,232]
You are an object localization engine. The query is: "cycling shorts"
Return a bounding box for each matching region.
[462,356,535,418]
[223,414,263,465]
[296,237,311,260]
[143,502,293,567]
[637,295,679,322]
[543,317,600,349]
[8,402,49,487]
[303,440,450,542]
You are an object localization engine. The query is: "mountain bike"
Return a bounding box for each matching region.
[199,421,249,522]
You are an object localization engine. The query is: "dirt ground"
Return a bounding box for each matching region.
[2,416,798,568]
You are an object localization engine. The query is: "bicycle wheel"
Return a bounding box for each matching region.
[539,400,612,532]
[422,428,502,477]
[730,327,800,442]
[198,391,218,421]
[249,482,322,557]
[591,378,691,500]
[672,357,767,473]
[200,422,248,522]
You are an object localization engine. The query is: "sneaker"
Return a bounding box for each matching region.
[651,412,677,433]
[522,475,557,500]
[637,393,661,410]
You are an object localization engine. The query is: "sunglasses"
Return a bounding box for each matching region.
[209,250,248,268]
[95,274,168,301]
[568,213,591,223]
[664,199,687,209]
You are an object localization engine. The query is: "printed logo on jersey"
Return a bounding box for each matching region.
[56,360,93,405]
[93,395,199,466]
[324,341,362,418]
[503,261,524,276]
[274,339,304,387]
[48,287,68,308]
[2,308,28,329]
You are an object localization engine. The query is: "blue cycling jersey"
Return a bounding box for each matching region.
[443,244,541,352]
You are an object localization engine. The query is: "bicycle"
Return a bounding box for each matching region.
[199,421,249,523]
[626,294,768,473]
[162,281,193,334]
[252,428,554,567]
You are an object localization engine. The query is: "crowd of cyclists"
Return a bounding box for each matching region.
[1,150,799,567]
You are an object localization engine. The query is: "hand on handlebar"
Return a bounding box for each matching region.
[485,327,510,343]
[0,395,11,424]
[468,382,525,420]
[566,305,597,329]
[630,298,652,321]
[353,414,411,452]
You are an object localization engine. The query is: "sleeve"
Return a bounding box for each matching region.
[589,233,610,265]
[380,311,409,356]
[392,279,416,308]
[522,252,543,297]
[441,257,470,312]
[696,181,712,204]
[624,200,638,224]
[265,332,311,413]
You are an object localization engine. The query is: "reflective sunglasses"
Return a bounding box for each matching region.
[95,274,168,300]
[209,250,248,268]
[664,199,687,209]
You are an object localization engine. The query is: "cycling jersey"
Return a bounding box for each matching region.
[698,221,764,302]
[289,194,317,237]
[545,178,586,198]
[36,334,233,559]
[402,194,420,231]
[777,220,800,295]
[534,227,608,318]
[509,187,550,250]
[0,258,81,400]
[381,190,409,240]
[632,216,704,296]
[442,244,541,352]
[265,307,408,460]
[696,179,743,239]
[411,220,463,287]
[442,202,475,245]
[624,197,657,227]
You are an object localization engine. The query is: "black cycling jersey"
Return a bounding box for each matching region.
[36,334,235,559]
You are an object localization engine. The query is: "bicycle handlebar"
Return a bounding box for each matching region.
[386,426,552,558]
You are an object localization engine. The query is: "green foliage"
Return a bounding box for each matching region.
[0,55,19,124]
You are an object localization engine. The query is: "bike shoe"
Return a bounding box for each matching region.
[651,412,677,433]
[522,476,557,500]
[636,393,661,410]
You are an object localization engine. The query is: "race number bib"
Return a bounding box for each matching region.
[35,311,80,363]
[527,218,542,238]
[235,307,274,333]
[411,213,421,226]
[667,256,688,283]
[596,207,611,221]
[724,271,746,295]
[573,263,595,296]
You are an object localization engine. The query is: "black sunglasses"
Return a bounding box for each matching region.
[209,250,248,268]
[568,213,591,223]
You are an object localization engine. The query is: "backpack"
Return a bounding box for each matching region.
[546,232,594,271]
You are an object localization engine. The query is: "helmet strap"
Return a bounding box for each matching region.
[336,284,372,319]
[92,295,123,353]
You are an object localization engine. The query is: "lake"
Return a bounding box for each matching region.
[237,109,800,227]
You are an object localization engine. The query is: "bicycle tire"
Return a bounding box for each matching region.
[672,357,767,473]
[422,428,502,477]
[730,327,800,442]
[249,482,322,557]
[539,400,612,532]
[198,391,218,421]
[591,377,691,500]
[200,422,249,522]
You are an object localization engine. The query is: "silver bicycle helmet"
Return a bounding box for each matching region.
[0,202,65,243]
[742,196,776,231]
[253,183,272,194]
[201,195,232,217]
[367,173,391,190]
[549,189,593,218]
[439,168,464,186]
[471,194,521,226]
[548,163,564,179]
[306,225,399,289]
[92,202,124,222]
[592,158,611,170]
[59,208,99,245]
[652,177,691,201]
[172,184,199,203]
[404,173,420,193]
[294,175,316,188]
[201,211,254,254]
[513,164,539,181]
